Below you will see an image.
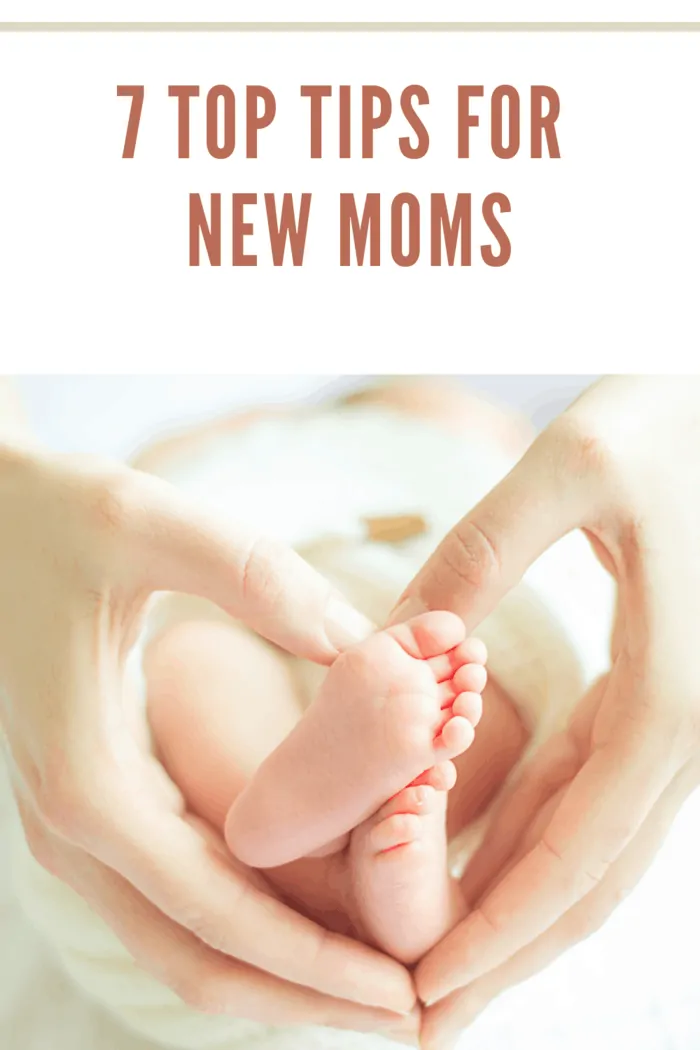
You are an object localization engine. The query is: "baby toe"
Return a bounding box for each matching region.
[390,611,466,660]
[436,715,475,756]
[461,637,488,665]
[453,691,483,726]
[453,662,488,695]
[380,785,435,819]
[427,649,461,683]
[409,761,457,792]
[371,812,423,852]
[427,639,481,682]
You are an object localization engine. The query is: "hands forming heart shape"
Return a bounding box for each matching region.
[2,376,700,1050]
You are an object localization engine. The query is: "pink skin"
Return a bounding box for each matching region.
[136,379,526,1021]
[225,611,487,870]
[146,611,487,967]
[349,783,468,966]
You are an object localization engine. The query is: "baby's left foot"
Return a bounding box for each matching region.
[349,784,466,965]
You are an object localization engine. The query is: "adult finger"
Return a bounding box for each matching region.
[389,417,597,632]
[459,731,582,909]
[460,679,607,907]
[57,780,415,1014]
[419,767,695,1050]
[415,704,676,1004]
[20,811,416,1036]
[109,468,374,665]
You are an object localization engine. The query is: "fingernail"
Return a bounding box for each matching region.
[387,595,427,626]
[325,597,375,651]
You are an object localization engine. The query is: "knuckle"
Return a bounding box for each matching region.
[241,536,286,608]
[289,922,332,984]
[85,472,136,539]
[615,691,696,767]
[549,412,635,509]
[176,900,232,955]
[440,518,501,595]
[549,413,612,480]
[538,836,612,900]
[474,902,505,938]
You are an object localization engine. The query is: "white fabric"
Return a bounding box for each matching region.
[4,403,700,1050]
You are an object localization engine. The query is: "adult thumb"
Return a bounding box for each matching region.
[389,425,590,633]
[127,471,374,665]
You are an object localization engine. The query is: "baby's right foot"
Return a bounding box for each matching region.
[226,611,486,868]
[349,784,466,965]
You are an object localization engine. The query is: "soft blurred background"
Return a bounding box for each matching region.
[14,375,597,458]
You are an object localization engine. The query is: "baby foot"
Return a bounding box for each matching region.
[226,611,487,868]
[349,784,466,964]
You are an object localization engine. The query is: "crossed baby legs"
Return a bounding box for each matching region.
[146,611,486,965]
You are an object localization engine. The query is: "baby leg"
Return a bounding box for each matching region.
[146,617,303,834]
[349,784,466,965]
[145,616,360,934]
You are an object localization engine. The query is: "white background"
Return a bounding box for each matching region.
[0,27,698,371]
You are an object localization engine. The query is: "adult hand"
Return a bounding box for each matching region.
[390,376,700,1049]
[0,441,417,1037]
